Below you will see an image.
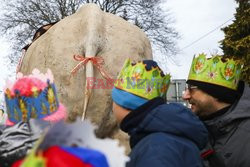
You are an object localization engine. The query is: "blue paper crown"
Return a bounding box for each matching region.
[4,80,59,123]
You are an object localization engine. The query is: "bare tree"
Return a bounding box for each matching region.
[0,0,179,65]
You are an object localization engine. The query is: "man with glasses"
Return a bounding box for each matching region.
[182,53,250,167]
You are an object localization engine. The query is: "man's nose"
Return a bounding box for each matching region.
[182,90,191,100]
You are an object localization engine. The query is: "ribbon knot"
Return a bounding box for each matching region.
[71,55,112,81]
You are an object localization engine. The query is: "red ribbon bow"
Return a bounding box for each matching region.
[71,55,112,81]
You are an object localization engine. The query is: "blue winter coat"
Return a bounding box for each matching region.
[120,98,208,167]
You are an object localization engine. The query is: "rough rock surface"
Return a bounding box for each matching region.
[20,3,152,150]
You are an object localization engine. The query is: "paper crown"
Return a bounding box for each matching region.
[114,59,171,100]
[16,119,128,167]
[17,146,109,167]
[188,53,243,90]
[4,69,61,123]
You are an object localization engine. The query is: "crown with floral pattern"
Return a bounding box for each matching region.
[114,59,171,100]
[188,53,243,90]
[4,69,60,123]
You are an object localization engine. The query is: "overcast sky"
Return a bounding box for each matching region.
[159,0,237,79]
[0,38,11,96]
[0,0,238,102]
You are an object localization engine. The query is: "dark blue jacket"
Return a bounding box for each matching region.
[120,98,208,167]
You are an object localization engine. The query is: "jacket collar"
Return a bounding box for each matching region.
[204,82,250,139]
[204,106,233,140]
[120,97,165,147]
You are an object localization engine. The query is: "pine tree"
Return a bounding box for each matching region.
[220,0,250,83]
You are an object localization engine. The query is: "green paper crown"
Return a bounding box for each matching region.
[114,59,171,99]
[188,53,243,90]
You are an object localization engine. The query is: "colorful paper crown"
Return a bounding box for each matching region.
[188,53,243,90]
[16,119,129,167]
[114,59,171,100]
[4,69,61,123]
[17,146,109,167]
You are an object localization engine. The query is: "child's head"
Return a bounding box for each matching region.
[4,69,67,125]
[112,59,171,123]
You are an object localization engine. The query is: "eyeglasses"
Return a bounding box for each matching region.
[185,84,198,91]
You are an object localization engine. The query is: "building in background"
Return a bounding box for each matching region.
[167,79,189,106]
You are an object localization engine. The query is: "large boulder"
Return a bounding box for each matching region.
[20,3,152,147]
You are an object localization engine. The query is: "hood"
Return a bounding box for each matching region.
[137,103,208,150]
[205,82,250,127]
